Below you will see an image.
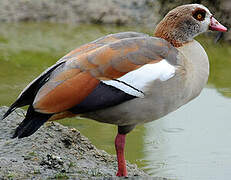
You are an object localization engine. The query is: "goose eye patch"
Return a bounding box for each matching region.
[193,9,206,21]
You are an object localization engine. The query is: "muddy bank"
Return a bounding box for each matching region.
[0,106,150,179]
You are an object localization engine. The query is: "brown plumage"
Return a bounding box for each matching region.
[34,37,174,114]
[34,71,100,113]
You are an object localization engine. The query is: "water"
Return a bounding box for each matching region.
[0,23,231,180]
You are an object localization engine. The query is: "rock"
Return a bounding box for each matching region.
[0,106,148,179]
[0,0,161,27]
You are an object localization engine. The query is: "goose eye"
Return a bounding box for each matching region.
[193,9,206,21]
[197,14,202,20]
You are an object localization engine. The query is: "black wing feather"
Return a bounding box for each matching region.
[70,82,136,114]
[12,105,52,138]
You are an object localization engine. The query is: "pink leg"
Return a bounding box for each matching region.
[115,133,128,177]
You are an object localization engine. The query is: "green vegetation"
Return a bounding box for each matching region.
[33,169,41,174]
[54,173,69,179]
[28,151,37,157]
[7,172,16,179]
[68,161,76,168]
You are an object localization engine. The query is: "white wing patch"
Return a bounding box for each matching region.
[103,60,175,97]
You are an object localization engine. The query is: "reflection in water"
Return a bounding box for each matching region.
[201,36,231,98]
[0,23,231,179]
[144,88,231,180]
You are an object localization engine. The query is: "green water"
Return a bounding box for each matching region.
[0,23,231,179]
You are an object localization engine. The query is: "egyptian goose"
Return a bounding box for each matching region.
[2,4,227,177]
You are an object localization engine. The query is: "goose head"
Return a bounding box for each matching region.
[154,4,227,47]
